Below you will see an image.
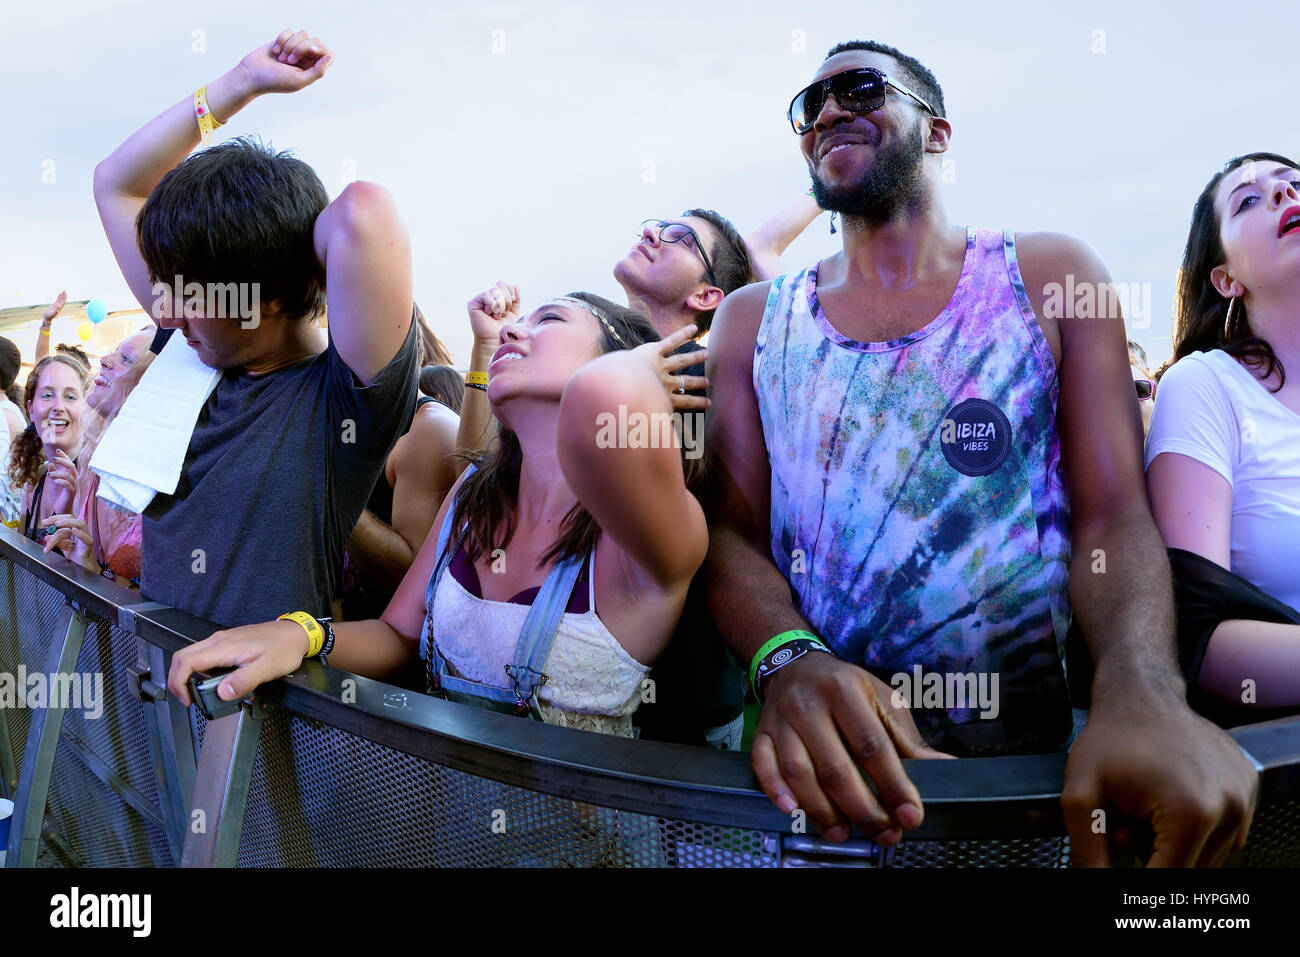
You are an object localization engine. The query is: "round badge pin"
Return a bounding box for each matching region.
[939,398,1012,476]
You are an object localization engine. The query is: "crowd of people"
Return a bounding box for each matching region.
[3,26,1297,866]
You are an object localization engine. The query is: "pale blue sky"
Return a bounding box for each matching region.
[1,0,1294,364]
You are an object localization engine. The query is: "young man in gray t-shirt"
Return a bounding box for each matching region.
[93,28,417,627]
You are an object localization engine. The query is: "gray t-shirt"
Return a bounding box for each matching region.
[142,320,419,627]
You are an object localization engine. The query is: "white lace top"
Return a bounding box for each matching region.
[429,550,650,737]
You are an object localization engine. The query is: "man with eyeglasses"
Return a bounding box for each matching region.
[704,39,1256,865]
[614,204,825,345]
[615,213,750,346]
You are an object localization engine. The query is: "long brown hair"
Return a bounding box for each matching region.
[447,292,696,571]
[1172,152,1300,390]
[7,355,91,490]
[419,365,464,414]
[414,303,455,367]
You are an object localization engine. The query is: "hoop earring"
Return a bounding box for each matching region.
[1223,296,1238,341]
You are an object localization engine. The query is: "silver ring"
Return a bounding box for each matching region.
[675,374,686,395]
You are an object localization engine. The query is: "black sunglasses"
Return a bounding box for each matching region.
[1134,378,1155,401]
[788,67,937,135]
[640,220,719,288]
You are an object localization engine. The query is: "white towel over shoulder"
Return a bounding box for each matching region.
[90,331,221,514]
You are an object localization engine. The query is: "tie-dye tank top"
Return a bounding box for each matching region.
[754,227,1073,756]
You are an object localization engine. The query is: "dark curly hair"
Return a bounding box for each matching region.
[7,354,90,491]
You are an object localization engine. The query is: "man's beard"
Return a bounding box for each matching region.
[810,118,926,227]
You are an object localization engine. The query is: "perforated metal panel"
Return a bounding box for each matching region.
[1238,798,1300,867]
[0,557,70,781]
[56,619,162,811]
[44,736,174,867]
[0,559,175,867]
[34,613,173,867]
[230,709,780,868]
[891,836,1070,867]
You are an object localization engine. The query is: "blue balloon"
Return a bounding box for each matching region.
[87,298,107,323]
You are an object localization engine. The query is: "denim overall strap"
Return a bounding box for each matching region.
[504,549,586,712]
[422,464,589,718]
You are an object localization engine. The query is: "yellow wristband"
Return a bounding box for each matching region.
[194,86,223,144]
[465,370,489,387]
[278,611,324,658]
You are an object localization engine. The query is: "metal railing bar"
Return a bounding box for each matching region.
[143,642,196,859]
[180,706,263,868]
[39,820,82,868]
[7,531,1300,847]
[57,730,169,835]
[0,530,144,630]
[0,691,14,800]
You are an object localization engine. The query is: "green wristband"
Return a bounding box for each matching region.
[748,630,825,693]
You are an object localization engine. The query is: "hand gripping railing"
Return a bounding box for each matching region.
[2,526,1299,867]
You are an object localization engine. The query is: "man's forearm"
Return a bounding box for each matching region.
[346,509,415,595]
[746,194,823,282]
[94,65,258,201]
[1070,509,1185,706]
[748,194,823,258]
[704,524,817,668]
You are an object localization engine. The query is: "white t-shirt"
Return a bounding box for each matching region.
[0,397,22,523]
[0,405,10,478]
[1145,349,1300,611]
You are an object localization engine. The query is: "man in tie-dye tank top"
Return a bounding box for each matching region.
[703,41,1256,865]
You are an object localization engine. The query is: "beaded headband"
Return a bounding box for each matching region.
[558,296,625,347]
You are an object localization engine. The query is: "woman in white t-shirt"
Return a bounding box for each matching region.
[1146,151,1300,712]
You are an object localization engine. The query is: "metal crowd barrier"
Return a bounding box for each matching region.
[2,526,1299,868]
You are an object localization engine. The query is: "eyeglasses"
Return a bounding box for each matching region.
[639,220,719,288]
[788,67,937,135]
[1134,379,1155,401]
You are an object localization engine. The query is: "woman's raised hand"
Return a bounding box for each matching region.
[630,323,710,412]
[467,281,522,347]
[42,447,79,518]
[42,291,67,324]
